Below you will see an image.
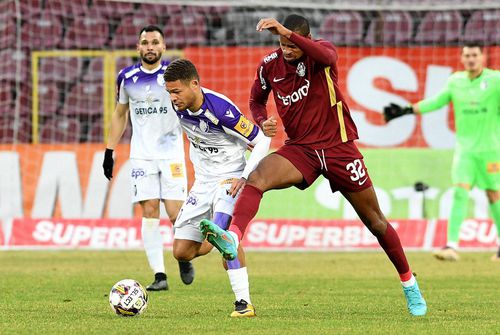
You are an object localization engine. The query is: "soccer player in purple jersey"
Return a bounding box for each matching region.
[164,59,270,317]
[201,15,427,316]
[103,25,193,291]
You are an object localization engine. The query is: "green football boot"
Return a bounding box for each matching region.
[200,219,238,260]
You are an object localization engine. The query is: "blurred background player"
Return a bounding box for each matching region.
[201,15,427,316]
[384,43,500,262]
[164,59,271,317]
[102,25,194,290]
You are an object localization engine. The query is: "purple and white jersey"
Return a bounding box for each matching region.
[117,60,182,160]
[175,88,261,182]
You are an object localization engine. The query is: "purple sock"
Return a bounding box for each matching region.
[213,212,241,269]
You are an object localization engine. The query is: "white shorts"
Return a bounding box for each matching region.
[129,158,187,203]
[174,178,239,243]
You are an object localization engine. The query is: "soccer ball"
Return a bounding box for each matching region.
[109,279,149,316]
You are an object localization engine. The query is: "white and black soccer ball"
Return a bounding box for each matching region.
[109,279,148,316]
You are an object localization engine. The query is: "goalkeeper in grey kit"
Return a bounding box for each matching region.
[384,43,500,261]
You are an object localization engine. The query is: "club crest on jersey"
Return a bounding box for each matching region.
[296,62,306,77]
[157,73,165,86]
[199,119,209,133]
[234,115,254,138]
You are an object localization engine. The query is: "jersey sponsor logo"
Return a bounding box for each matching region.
[170,163,185,178]
[191,142,219,154]
[263,52,277,64]
[276,79,310,106]
[204,109,219,125]
[186,194,198,206]
[234,115,255,138]
[134,106,170,115]
[131,168,145,179]
[480,80,488,90]
[296,62,306,77]
[259,65,266,90]
[132,76,138,83]
[273,77,285,82]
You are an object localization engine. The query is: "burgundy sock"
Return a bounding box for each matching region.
[229,184,263,240]
[376,223,411,280]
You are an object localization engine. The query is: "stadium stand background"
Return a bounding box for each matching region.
[0,0,499,145]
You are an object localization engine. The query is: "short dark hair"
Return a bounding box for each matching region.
[163,58,200,83]
[283,14,310,36]
[139,25,164,39]
[463,42,483,52]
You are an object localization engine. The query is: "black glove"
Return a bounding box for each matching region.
[383,103,414,122]
[102,148,114,180]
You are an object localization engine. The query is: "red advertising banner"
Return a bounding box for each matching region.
[4,218,496,250]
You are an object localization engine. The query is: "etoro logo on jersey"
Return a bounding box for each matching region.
[277,79,310,106]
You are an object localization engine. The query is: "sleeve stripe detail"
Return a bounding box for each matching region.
[337,101,348,143]
[324,66,337,106]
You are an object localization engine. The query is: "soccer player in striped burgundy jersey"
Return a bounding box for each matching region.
[200,14,427,316]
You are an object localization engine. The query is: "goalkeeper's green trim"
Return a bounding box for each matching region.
[417,68,500,153]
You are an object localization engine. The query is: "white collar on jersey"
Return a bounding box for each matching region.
[140,63,162,74]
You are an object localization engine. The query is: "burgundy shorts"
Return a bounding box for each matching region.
[274,141,372,193]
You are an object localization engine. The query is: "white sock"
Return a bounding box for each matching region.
[228,231,240,249]
[446,241,459,250]
[227,267,251,304]
[141,217,165,274]
[401,274,416,288]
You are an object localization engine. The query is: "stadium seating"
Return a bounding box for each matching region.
[0,81,15,115]
[63,10,110,49]
[61,82,103,116]
[415,10,463,44]
[0,50,29,82]
[365,11,414,45]
[318,11,364,46]
[44,0,89,18]
[38,56,83,84]
[21,13,64,49]
[19,82,60,117]
[20,0,43,17]
[0,12,16,50]
[464,10,500,45]
[0,116,31,143]
[39,117,81,143]
[91,0,135,19]
[163,12,208,48]
[110,14,160,49]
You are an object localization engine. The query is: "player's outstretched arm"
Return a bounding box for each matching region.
[383,103,414,122]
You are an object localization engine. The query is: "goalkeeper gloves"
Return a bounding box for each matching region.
[383,103,414,122]
[102,148,114,180]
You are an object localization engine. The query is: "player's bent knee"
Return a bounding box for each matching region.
[173,248,196,262]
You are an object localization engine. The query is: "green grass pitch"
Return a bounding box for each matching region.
[1,250,499,335]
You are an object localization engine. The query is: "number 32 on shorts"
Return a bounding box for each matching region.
[346,159,368,185]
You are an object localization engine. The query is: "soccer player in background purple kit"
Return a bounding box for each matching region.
[201,14,427,316]
[103,25,193,291]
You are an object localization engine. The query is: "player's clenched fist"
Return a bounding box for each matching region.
[102,148,114,180]
[383,103,414,122]
[260,116,278,137]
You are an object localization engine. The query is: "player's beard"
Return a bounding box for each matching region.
[141,51,162,65]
